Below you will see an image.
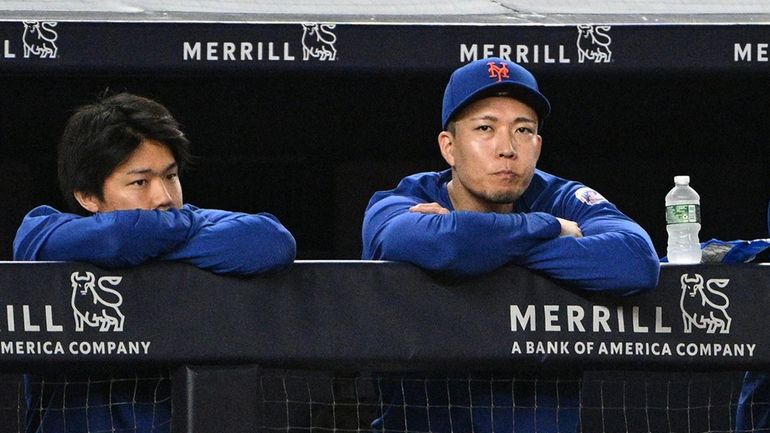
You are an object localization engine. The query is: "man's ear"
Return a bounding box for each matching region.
[73,191,101,214]
[533,133,543,162]
[438,131,455,167]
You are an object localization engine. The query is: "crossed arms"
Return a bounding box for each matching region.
[13,205,296,275]
[362,192,659,295]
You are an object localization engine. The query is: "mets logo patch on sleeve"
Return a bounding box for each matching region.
[575,187,608,205]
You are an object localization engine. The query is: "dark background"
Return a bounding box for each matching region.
[0,69,768,432]
[1,69,768,261]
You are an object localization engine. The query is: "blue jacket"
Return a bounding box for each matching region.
[14,204,296,274]
[363,169,659,293]
[14,204,296,433]
[362,169,659,433]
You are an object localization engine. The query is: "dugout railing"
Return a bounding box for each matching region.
[0,261,767,432]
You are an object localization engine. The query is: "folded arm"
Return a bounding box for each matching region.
[516,199,660,294]
[363,195,659,294]
[362,195,562,277]
[519,226,659,295]
[13,206,200,267]
[162,208,296,275]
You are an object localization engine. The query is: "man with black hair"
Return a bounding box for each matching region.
[14,92,296,433]
[362,58,660,432]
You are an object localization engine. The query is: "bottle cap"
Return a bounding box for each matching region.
[674,175,690,185]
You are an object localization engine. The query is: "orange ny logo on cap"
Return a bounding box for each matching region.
[487,61,510,82]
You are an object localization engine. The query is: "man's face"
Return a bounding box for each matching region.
[77,139,183,213]
[439,96,542,212]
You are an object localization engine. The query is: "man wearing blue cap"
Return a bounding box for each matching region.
[362,58,660,432]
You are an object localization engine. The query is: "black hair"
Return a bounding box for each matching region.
[57,92,192,215]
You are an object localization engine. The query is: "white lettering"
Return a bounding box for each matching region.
[267,42,278,60]
[511,341,521,354]
[525,340,570,354]
[567,306,585,332]
[758,43,768,61]
[222,42,236,61]
[79,341,91,354]
[509,304,678,334]
[593,306,611,332]
[206,42,218,60]
[499,44,512,60]
[510,305,536,331]
[483,44,495,58]
[544,305,560,331]
[544,45,554,63]
[241,42,253,60]
[673,343,756,358]
[94,341,106,354]
[733,344,746,356]
[654,307,671,333]
[596,341,673,356]
[45,306,63,332]
[23,306,39,332]
[458,44,571,64]
[735,43,752,62]
[632,306,648,333]
[3,40,15,58]
[6,305,14,332]
[610,342,623,354]
[516,45,528,63]
[460,44,477,62]
[183,42,201,60]
[284,42,295,61]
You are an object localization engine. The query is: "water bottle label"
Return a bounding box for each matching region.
[666,204,701,224]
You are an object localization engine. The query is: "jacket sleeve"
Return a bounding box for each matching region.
[362,194,562,277]
[13,206,202,267]
[518,213,659,295]
[516,186,660,295]
[363,189,659,295]
[161,207,296,275]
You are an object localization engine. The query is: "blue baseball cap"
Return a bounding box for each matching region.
[442,57,551,129]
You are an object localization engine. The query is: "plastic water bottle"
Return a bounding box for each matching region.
[665,175,702,264]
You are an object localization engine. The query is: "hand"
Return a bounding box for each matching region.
[409,202,450,215]
[557,217,583,238]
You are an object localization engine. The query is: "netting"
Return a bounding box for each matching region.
[0,369,757,433]
[10,371,171,433]
[256,369,749,433]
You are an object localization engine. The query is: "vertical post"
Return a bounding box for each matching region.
[171,364,262,433]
